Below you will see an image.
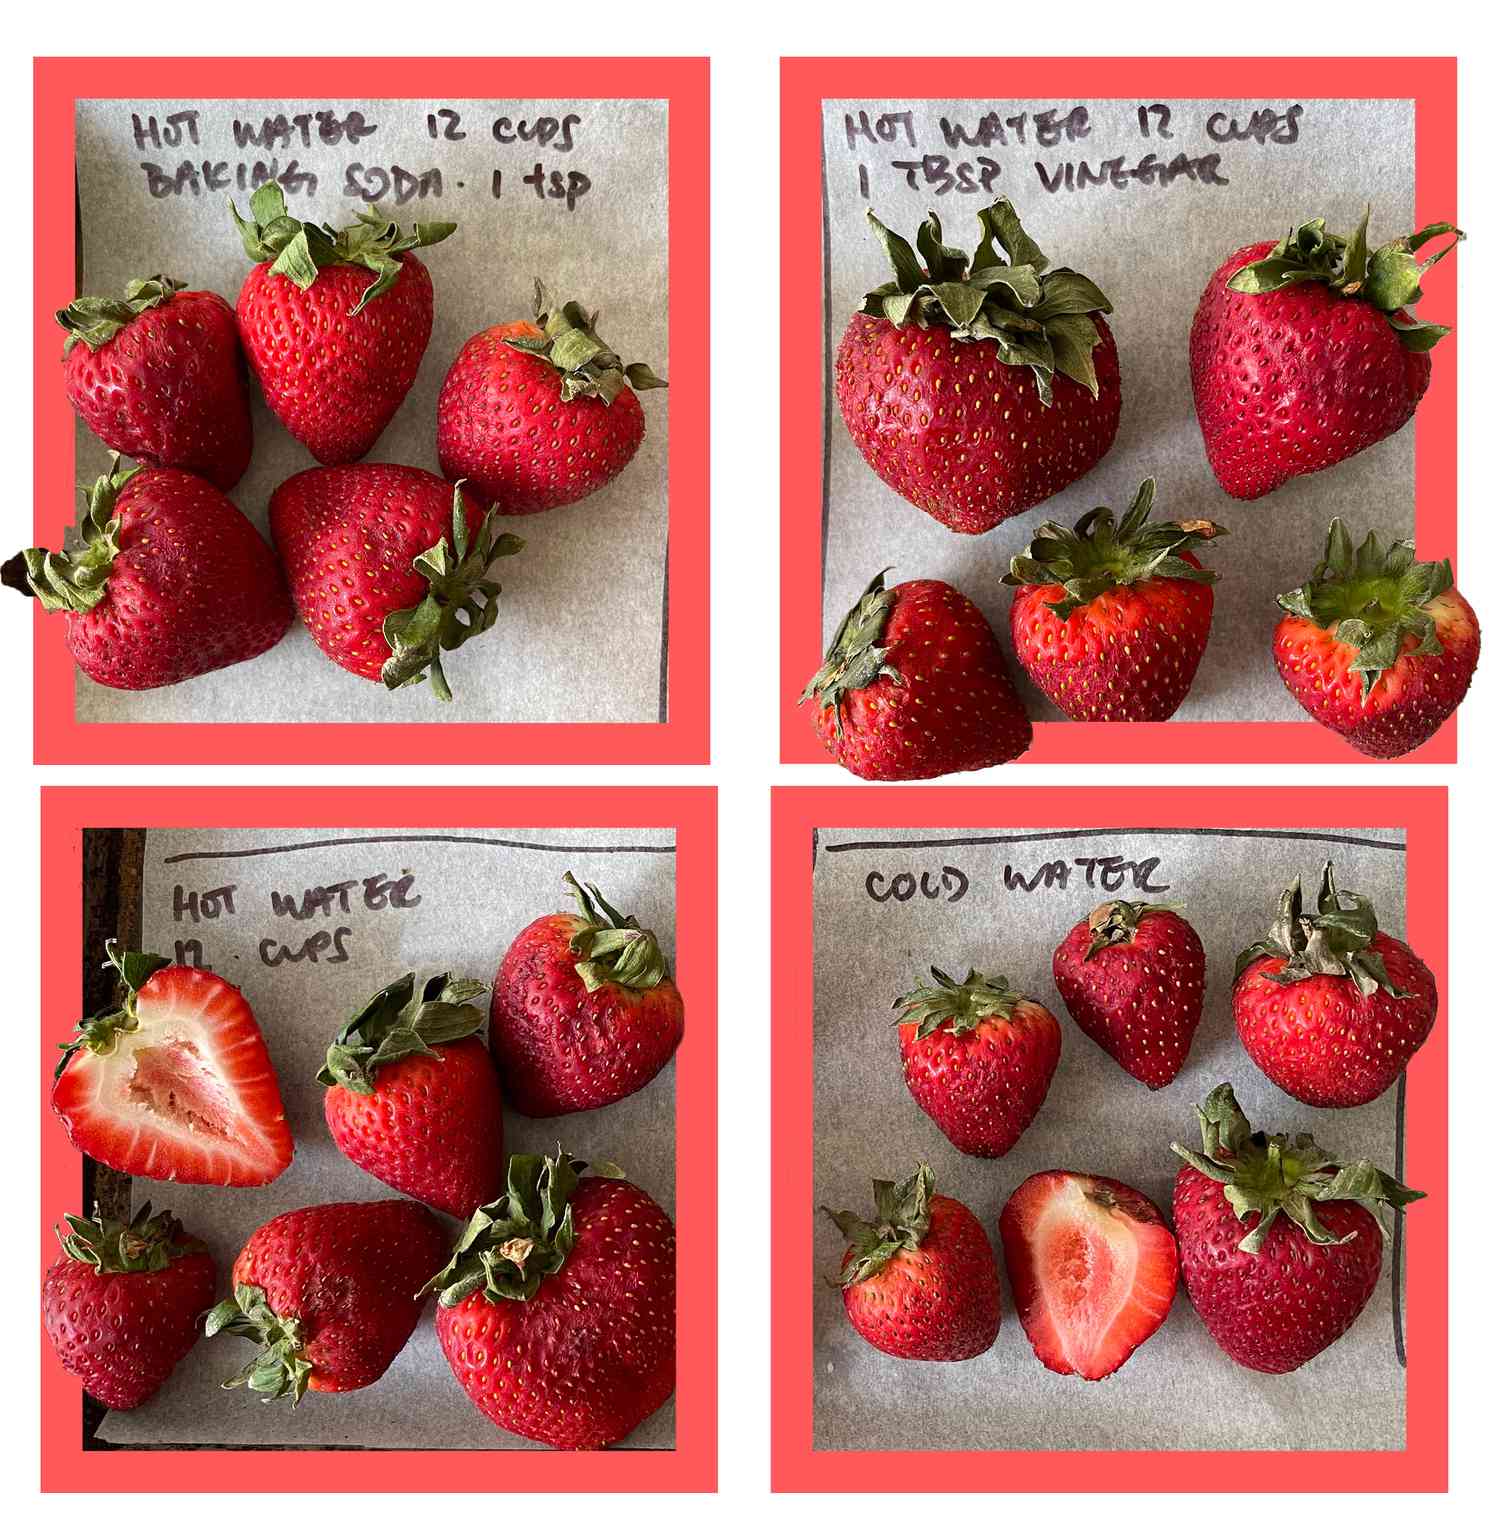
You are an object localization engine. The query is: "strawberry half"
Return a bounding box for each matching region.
[1273,519,1479,759]
[1004,478,1226,721]
[52,942,293,1186]
[1000,1170,1178,1381]
[835,200,1119,533]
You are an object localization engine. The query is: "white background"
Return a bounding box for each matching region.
[3,5,1496,1530]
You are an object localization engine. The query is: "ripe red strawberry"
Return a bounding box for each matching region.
[1052,899,1205,1088]
[895,967,1060,1158]
[490,873,684,1116]
[1004,478,1226,721]
[425,1150,675,1448]
[4,458,291,690]
[1000,1170,1178,1381]
[835,200,1120,534]
[320,971,504,1218]
[58,275,252,490]
[823,1162,1001,1361]
[1190,210,1462,499]
[1273,519,1479,759]
[43,1202,217,1409]
[52,941,293,1186]
[801,572,1032,780]
[1171,1082,1423,1373]
[231,185,455,464]
[437,282,666,514]
[270,463,522,700]
[1233,862,1438,1109]
[207,1199,448,1401]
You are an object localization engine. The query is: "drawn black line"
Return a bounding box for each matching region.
[820,827,1405,854]
[162,834,676,865]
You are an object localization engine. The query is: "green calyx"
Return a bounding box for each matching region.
[54,939,172,1081]
[2,455,140,614]
[1002,477,1226,620]
[858,199,1113,406]
[229,182,456,315]
[822,1162,934,1287]
[379,486,523,703]
[317,971,487,1095]
[893,966,1026,1041]
[798,570,901,739]
[58,1201,202,1274]
[1081,899,1178,959]
[1277,518,1454,700]
[565,872,670,993]
[504,279,667,405]
[204,1283,313,1404]
[1226,207,1462,352]
[1235,861,1407,1000]
[1171,1082,1424,1254]
[418,1147,625,1306]
[57,275,186,354]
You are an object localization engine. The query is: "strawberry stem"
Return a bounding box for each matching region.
[822,1162,934,1287]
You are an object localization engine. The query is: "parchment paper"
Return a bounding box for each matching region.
[72,98,669,724]
[821,99,1418,723]
[98,825,677,1450]
[812,825,1413,1451]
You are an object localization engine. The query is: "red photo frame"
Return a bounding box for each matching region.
[778,56,1459,765]
[32,57,710,766]
[40,783,717,1493]
[770,783,1447,1491]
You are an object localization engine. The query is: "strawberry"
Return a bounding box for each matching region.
[58,275,252,490]
[42,1202,217,1409]
[269,463,522,701]
[835,200,1120,534]
[424,1150,675,1449]
[1052,899,1205,1088]
[436,282,666,514]
[1190,209,1462,499]
[490,873,684,1117]
[52,941,293,1187]
[1004,478,1226,721]
[4,458,291,690]
[1171,1083,1423,1373]
[320,971,504,1218]
[1273,519,1479,759]
[823,1162,1000,1362]
[1233,862,1438,1109]
[231,185,455,464]
[206,1199,449,1401]
[999,1170,1178,1381]
[801,572,1032,780]
[894,967,1060,1158]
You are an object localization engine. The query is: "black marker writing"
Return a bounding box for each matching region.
[259,928,353,966]
[1002,855,1170,894]
[173,883,237,923]
[865,866,969,904]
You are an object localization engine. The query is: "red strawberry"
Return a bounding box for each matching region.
[490,873,684,1117]
[895,967,1060,1158]
[320,971,504,1218]
[1233,862,1438,1109]
[835,200,1120,534]
[269,463,522,700]
[425,1150,675,1449]
[1004,478,1226,721]
[1052,899,1205,1088]
[436,282,667,514]
[1000,1170,1178,1381]
[58,275,252,490]
[1171,1082,1423,1373]
[52,942,293,1187]
[801,572,1032,780]
[823,1162,1001,1361]
[4,458,291,690]
[231,185,454,464]
[1273,519,1479,759]
[42,1202,217,1409]
[206,1199,449,1400]
[1190,210,1462,499]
